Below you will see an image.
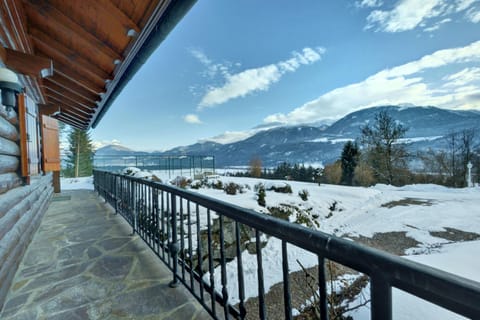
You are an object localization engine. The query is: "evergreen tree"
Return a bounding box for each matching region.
[340,141,359,185]
[65,128,93,177]
[360,110,409,185]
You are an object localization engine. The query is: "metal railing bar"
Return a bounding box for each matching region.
[256,230,266,320]
[196,203,205,302]
[318,256,328,320]
[180,197,186,282]
[282,240,292,320]
[219,215,230,320]
[187,200,194,291]
[235,221,246,319]
[206,208,216,317]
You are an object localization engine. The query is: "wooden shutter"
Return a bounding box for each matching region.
[25,97,41,175]
[41,115,60,172]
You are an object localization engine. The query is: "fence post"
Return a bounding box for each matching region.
[131,180,136,235]
[169,192,179,288]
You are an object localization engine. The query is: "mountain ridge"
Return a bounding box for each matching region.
[95,106,480,167]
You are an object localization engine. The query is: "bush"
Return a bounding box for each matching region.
[254,182,264,192]
[353,162,376,186]
[210,179,223,190]
[298,189,309,201]
[266,182,292,193]
[323,161,342,184]
[257,186,266,207]
[171,176,191,188]
[224,182,242,195]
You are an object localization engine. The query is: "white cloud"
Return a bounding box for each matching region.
[197,47,326,109]
[355,0,383,8]
[190,49,232,78]
[366,0,445,32]
[442,67,480,87]
[423,18,451,32]
[456,0,477,12]
[263,40,480,125]
[467,6,480,22]
[364,0,478,32]
[200,131,255,144]
[183,114,203,124]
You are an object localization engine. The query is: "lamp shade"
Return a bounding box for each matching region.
[0,67,22,108]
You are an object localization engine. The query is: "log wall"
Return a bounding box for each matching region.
[0,104,53,310]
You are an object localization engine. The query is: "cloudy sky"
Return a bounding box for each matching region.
[92,0,480,150]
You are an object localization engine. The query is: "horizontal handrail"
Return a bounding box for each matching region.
[93,169,480,319]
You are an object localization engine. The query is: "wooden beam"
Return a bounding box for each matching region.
[0,46,53,78]
[46,76,100,103]
[30,28,111,83]
[45,94,94,117]
[53,62,105,94]
[24,0,122,61]
[0,0,34,53]
[56,108,91,123]
[44,87,96,111]
[38,104,59,116]
[56,113,88,130]
[42,81,97,106]
[93,0,140,34]
[38,104,91,123]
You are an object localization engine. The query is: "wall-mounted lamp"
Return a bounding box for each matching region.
[0,67,22,110]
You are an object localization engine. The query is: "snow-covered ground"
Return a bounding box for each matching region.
[61,176,94,190]
[65,171,480,319]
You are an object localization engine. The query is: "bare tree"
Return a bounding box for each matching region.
[360,110,409,185]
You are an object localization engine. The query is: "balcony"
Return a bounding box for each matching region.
[0,189,210,319]
[1,170,480,320]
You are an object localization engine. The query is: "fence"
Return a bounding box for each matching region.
[93,169,480,320]
[93,154,215,178]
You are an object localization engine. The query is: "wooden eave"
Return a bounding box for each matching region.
[0,0,196,129]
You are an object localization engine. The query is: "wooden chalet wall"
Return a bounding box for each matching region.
[0,98,53,310]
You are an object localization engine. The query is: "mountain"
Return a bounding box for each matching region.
[95,106,480,167]
[95,144,142,155]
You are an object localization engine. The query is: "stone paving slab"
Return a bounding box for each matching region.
[0,190,211,320]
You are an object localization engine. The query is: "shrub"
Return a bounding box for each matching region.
[257,186,266,207]
[353,162,376,186]
[254,182,264,192]
[298,189,309,201]
[266,182,292,194]
[323,161,342,184]
[210,179,223,190]
[171,176,191,189]
[224,182,242,195]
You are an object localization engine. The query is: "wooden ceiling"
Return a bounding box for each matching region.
[0,0,194,130]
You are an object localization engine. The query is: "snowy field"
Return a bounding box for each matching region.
[63,172,480,319]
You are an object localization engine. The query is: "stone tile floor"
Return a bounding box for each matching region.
[0,190,211,320]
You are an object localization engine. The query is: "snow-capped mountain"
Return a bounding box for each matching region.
[96,106,480,167]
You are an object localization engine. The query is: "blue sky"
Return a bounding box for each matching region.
[92,0,480,150]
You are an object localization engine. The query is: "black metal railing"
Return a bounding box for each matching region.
[93,169,480,320]
[93,154,215,179]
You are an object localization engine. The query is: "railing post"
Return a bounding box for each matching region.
[169,192,179,288]
[131,179,136,235]
[371,274,392,320]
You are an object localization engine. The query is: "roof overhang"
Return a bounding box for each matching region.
[0,0,196,130]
